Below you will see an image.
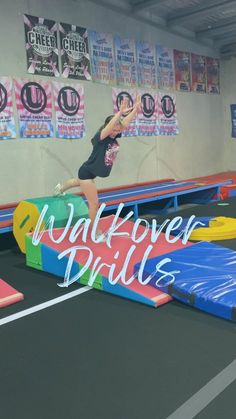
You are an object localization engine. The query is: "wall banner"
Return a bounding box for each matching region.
[0,77,16,140]
[89,31,116,85]
[114,36,137,87]
[53,82,85,139]
[137,90,158,136]
[24,14,59,77]
[206,57,220,94]
[112,88,138,137]
[59,23,91,80]
[136,41,156,89]
[174,50,191,92]
[14,78,53,138]
[191,53,206,93]
[156,46,175,91]
[230,104,236,138]
[158,93,179,136]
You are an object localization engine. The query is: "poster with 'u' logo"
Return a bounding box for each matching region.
[137,90,158,136]
[158,93,179,136]
[112,89,178,137]
[14,78,53,138]
[112,88,138,137]
[53,82,85,139]
[0,77,16,140]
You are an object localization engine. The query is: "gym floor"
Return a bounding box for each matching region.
[0,198,236,419]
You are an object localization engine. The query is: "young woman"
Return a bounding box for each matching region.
[54,95,141,236]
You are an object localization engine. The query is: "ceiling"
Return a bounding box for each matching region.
[89,0,236,58]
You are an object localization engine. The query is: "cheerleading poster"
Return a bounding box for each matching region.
[14,78,53,138]
[59,23,91,80]
[136,41,156,89]
[206,57,220,94]
[53,82,85,139]
[114,35,137,87]
[89,30,116,85]
[137,90,158,136]
[24,14,59,77]
[156,46,175,91]
[191,53,206,93]
[0,77,16,140]
[112,88,138,137]
[158,93,179,136]
[230,104,236,138]
[174,50,191,92]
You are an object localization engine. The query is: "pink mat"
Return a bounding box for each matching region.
[0,278,24,308]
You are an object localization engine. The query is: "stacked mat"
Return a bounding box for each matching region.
[13,194,88,253]
[18,196,236,322]
[135,241,236,322]
[25,214,192,308]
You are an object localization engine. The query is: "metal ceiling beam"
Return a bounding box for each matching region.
[215,34,236,48]
[87,0,216,49]
[220,42,236,57]
[214,29,236,43]
[221,42,236,52]
[87,0,199,42]
[131,0,168,13]
[197,15,236,33]
[221,52,236,59]
[221,47,236,58]
[167,0,236,26]
[197,21,236,38]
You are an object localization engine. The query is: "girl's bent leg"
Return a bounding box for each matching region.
[54,177,102,235]
[54,178,80,195]
[61,178,80,192]
[79,179,100,230]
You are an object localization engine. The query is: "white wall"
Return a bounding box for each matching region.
[220,56,236,171]
[0,0,223,204]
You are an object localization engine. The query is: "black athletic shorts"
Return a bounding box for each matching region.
[78,164,96,180]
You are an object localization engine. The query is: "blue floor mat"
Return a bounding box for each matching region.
[135,241,236,321]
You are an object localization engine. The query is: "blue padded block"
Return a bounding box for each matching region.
[135,241,236,321]
[41,243,79,282]
[102,278,156,307]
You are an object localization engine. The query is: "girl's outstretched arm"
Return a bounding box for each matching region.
[100,97,132,140]
[121,95,141,128]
